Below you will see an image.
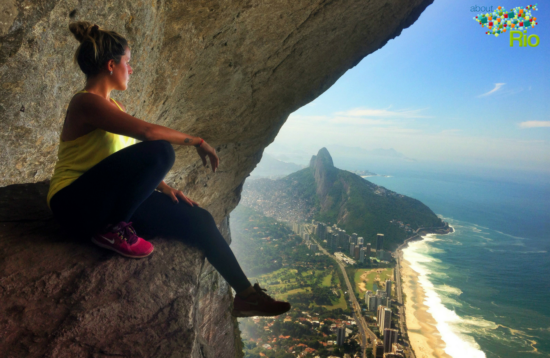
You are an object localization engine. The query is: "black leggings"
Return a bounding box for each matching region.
[49,140,251,293]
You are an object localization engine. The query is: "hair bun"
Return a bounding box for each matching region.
[69,21,98,43]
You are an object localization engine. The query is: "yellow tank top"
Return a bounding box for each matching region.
[47,91,136,208]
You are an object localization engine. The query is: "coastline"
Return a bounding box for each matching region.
[399,249,451,358]
[397,224,454,358]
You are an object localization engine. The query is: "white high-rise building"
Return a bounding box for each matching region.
[350,242,355,257]
[374,339,384,358]
[386,279,392,298]
[377,295,388,308]
[354,245,360,259]
[359,247,367,262]
[377,306,392,332]
[368,294,378,311]
[358,237,364,245]
[332,233,339,251]
[336,326,346,346]
[383,329,399,352]
[376,233,385,251]
[364,290,373,305]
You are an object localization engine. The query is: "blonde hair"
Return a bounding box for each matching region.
[69,21,129,79]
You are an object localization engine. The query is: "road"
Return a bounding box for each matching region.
[311,237,376,358]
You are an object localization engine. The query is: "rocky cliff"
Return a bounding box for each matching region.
[0,0,434,356]
[310,147,338,199]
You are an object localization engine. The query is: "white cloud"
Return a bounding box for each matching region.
[274,109,550,171]
[519,121,550,128]
[478,83,505,97]
[335,106,432,118]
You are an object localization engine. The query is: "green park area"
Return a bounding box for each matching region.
[321,287,348,310]
[352,268,394,300]
[251,267,347,311]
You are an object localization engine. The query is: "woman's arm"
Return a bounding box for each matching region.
[146,124,203,146]
[74,93,202,146]
[157,180,169,191]
[74,92,219,171]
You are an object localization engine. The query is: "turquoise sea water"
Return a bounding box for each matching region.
[366,169,550,358]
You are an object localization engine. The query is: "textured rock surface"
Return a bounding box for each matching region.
[0,181,239,358]
[310,147,338,198]
[0,0,433,356]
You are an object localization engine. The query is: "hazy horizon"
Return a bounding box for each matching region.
[265,0,549,176]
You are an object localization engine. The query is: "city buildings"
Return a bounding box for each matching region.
[357,236,364,245]
[383,353,404,358]
[336,326,346,346]
[377,250,392,261]
[376,233,385,251]
[366,291,378,311]
[392,343,404,355]
[377,306,392,332]
[383,329,399,352]
[331,233,339,252]
[386,279,392,298]
[359,247,368,263]
[366,289,389,312]
[354,245,360,260]
[316,222,327,240]
[374,339,384,358]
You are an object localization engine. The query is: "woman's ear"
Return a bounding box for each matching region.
[106,59,115,73]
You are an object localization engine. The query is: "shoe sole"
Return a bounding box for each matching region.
[91,238,154,259]
[231,307,291,318]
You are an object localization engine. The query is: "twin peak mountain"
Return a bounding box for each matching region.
[243,148,446,250]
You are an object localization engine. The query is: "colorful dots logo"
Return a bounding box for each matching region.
[472,4,539,41]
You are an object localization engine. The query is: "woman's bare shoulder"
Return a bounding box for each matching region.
[68,92,124,113]
[112,98,127,112]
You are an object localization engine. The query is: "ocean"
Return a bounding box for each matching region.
[365,168,550,358]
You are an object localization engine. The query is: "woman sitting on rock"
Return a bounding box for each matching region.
[47,21,290,318]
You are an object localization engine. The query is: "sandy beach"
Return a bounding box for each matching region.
[400,250,452,358]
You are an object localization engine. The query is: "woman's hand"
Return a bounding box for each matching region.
[160,184,199,206]
[196,140,219,173]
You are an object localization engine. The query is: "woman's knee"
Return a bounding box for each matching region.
[142,140,175,170]
[193,207,216,226]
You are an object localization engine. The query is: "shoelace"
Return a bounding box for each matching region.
[113,221,139,245]
[253,283,275,302]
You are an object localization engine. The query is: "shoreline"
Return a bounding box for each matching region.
[399,248,452,358]
[397,224,454,358]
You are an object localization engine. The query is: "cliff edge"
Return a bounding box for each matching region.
[0,0,434,356]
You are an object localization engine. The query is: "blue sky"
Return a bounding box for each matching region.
[268,0,549,173]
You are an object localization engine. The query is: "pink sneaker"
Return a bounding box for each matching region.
[91,221,154,258]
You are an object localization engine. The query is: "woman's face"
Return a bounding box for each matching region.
[112,47,133,90]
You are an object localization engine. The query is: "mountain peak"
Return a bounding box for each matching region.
[309,148,337,198]
[309,147,334,169]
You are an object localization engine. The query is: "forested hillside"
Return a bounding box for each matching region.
[241,148,445,250]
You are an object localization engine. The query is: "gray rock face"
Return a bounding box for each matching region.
[310,147,338,198]
[0,0,433,356]
[0,181,240,358]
